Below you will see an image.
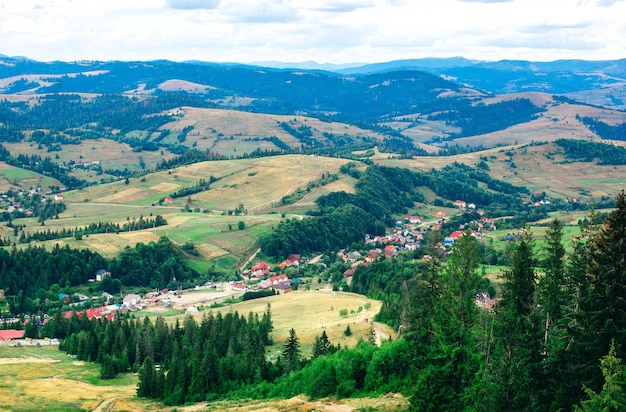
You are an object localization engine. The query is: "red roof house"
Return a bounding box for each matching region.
[251,261,270,272]
[0,329,25,340]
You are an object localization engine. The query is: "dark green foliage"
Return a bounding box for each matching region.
[428,98,544,138]
[166,177,218,200]
[573,191,626,393]
[108,237,199,288]
[242,289,277,301]
[282,328,301,374]
[60,309,273,404]
[488,230,542,411]
[411,234,483,411]
[579,117,626,142]
[574,341,626,411]
[312,330,338,359]
[0,145,87,189]
[555,138,626,165]
[259,204,384,258]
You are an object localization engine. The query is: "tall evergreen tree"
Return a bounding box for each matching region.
[489,230,542,411]
[282,328,301,375]
[536,218,570,410]
[575,191,626,394]
[411,233,482,411]
[575,341,626,412]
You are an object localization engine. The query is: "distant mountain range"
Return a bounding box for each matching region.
[1,54,625,104]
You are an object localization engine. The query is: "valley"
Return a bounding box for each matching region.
[0,55,625,411]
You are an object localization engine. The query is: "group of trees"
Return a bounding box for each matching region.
[580,116,626,141]
[58,306,274,405]
[31,182,626,410]
[399,192,626,410]
[427,98,544,138]
[555,138,626,165]
[0,236,198,314]
[18,215,168,243]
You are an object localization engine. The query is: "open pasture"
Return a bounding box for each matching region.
[0,161,63,191]
[63,154,353,213]
[3,139,176,175]
[375,141,626,201]
[185,290,394,356]
[0,345,150,412]
[157,107,387,153]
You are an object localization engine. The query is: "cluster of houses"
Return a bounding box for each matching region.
[0,187,67,216]
[240,254,304,293]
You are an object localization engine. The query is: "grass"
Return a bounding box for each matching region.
[0,345,154,412]
[184,290,394,357]
[374,141,626,201]
[0,162,63,192]
[0,292,403,411]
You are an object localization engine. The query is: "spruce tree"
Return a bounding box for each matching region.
[574,341,626,411]
[411,233,482,411]
[536,218,570,410]
[489,229,542,411]
[576,190,626,394]
[283,328,301,374]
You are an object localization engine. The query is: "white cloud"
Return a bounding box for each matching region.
[0,0,623,63]
[166,0,221,9]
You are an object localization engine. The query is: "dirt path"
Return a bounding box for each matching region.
[239,247,261,272]
[372,321,390,346]
[92,396,120,412]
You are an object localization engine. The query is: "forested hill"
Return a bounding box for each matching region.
[0,57,461,122]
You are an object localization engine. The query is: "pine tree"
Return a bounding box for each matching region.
[489,229,542,411]
[536,218,570,409]
[575,341,626,411]
[576,190,626,394]
[137,356,156,398]
[312,330,333,358]
[411,233,482,411]
[282,328,301,374]
[366,326,377,346]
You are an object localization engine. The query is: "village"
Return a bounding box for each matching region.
[0,198,503,346]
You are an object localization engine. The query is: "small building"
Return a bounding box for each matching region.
[251,261,270,272]
[94,269,111,282]
[453,200,466,208]
[0,329,25,340]
[123,294,142,306]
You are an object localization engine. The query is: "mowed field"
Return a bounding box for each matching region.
[0,345,153,412]
[0,162,63,192]
[175,289,396,357]
[3,139,178,177]
[7,155,355,267]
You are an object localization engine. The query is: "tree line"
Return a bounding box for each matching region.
[17,215,167,243]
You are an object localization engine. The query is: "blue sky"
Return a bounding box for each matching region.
[1,0,624,63]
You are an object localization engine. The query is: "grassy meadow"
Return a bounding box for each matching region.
[182,290,395,357]
[0,345,154,412]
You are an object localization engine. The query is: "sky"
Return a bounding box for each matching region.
[0,0,625,64]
